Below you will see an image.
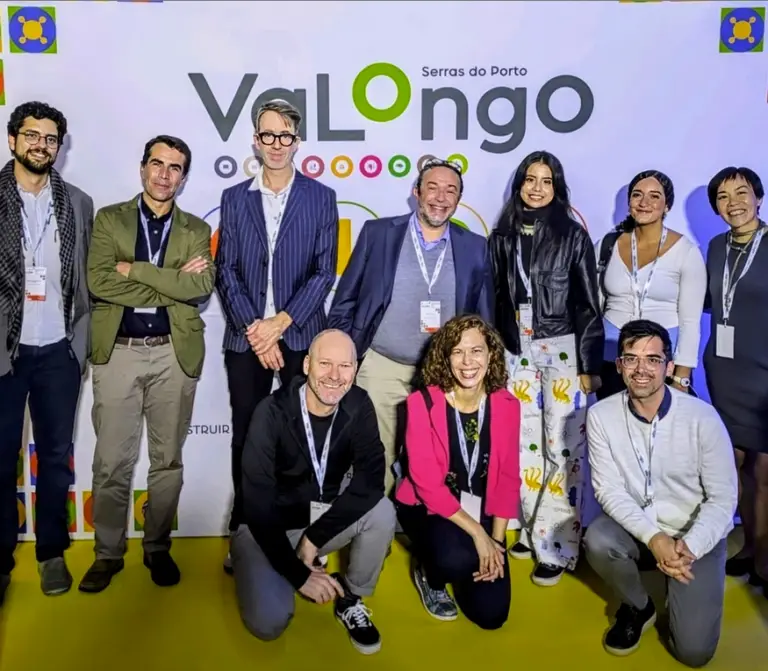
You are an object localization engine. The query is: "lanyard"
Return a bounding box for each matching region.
[299,383,338,500]
[449,393,487,496]
[139,202,172,266]
[22,200,54,267]
[515,238,532,301]
[410,220,448,295]
[623,393,659,509]
[722,227,765,324]
[630,227,668,319]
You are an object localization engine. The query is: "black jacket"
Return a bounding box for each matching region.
[241,376,386,590]
[489,213,604,375]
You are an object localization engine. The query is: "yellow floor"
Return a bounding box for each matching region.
[1,535,767,671]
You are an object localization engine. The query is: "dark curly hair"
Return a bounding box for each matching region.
[8,101,68,143]
[421,314,508,393]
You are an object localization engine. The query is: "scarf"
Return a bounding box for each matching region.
[0,159,76,355]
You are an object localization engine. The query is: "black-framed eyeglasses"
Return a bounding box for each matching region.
[19,130,58,148]
[255,132,297,147]
[619,354,666,369]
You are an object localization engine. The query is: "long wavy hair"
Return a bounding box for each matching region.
[617,170,675,232]
[421,315,508,393]
[494,150,576,236]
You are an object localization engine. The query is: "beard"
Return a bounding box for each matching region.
[15,147,53,175]
[308,375,348,408]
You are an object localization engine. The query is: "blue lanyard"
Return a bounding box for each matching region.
[139,199,172,266]
[22,200,54,267]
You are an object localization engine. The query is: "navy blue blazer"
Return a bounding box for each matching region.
[215,171,339,353]
[327,214,494,356]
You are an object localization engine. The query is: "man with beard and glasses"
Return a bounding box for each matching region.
[0,101,94,604]
[584,319,737,668]
[234,329,396,655]
[79,135,214,593]
[328,158,494,495]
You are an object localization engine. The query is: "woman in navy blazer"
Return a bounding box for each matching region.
[395,314,521,629]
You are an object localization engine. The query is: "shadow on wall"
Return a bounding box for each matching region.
[685,186,724,404]
[612,184,629,228]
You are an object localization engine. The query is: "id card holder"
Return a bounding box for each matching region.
[460,491,482,523]
[134,307,157,315]
[420,300,441,334]
[25,266,47,301]
[715,324,734,359]
[517,303,534,337]
[310,501,332,524]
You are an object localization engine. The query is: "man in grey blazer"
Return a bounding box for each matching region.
[0,102,93,605]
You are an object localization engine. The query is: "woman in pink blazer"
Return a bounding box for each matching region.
[395,314,521,629]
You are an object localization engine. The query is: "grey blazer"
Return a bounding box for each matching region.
[0,181,94,376]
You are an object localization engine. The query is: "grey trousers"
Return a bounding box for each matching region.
[90,342,198,559]
[584,513,726,668]
[231,496,396,641]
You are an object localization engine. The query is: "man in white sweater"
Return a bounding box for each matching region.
[584,319,737,668]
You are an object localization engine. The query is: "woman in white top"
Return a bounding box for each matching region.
[595,170,707,398]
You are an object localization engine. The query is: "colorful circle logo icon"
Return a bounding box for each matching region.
[359,155,382,179]
[331,156,354,178]
[302,155,325,178]
[9,6,56,54]
[388,155,411,178]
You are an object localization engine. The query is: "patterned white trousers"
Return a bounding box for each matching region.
[506,332,590,570]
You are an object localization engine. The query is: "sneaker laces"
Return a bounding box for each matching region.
[430,587,454,604]
[340,602,373,629]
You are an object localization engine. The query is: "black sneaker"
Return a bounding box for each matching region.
[332,574,381,655]
[725,554,753,577]
[0,574,9,606]
[604,599,657,656]
[509,542,532,560]
[531,563,565,586]
[143,551,180,587]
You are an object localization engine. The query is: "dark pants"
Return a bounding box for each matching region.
[0,339,80,574]
[597,360,625,401]
[397,502,511,630]
[224,341,307,531]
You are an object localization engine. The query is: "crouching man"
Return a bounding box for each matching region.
[234,328,396,655]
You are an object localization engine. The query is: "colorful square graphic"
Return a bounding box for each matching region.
[720,7,765,53]
[30,491,77,533]
[28,443,75,486]
[133,490,178,532]
[337,218,351,276]
[17,492,26,534]
[8,6,57,54]
[82,490,94,532]
[16,447,23,487]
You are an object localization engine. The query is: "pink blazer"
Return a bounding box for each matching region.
[395,385,521,520]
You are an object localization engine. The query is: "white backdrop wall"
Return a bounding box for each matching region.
[7,1,767,540]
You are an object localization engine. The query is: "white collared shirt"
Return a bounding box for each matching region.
[249,165,295,319]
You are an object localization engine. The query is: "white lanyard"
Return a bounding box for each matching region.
[139,202,172,266]
[630,227,667,319]
[410,220,448,295]
[22,200,54,267]
[299,383,338,500]
[515,238,532,300]
[623,393,659,509]
[722,227,765,324]
[449,393,487,496]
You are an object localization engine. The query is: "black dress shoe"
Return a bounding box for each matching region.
[725,554,753,577]
[144,551,180,587]
[78,559,124,593]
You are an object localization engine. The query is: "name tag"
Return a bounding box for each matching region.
[460,491,482,523]
[517,303,533,336]
[310,501,332,524]
[420,300,441,334]
[715,324,734,359]
[133,307,157,315]
[25,266,47,301]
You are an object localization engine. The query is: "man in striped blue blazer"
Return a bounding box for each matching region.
[215,99,339,572]
[328,158,494,496]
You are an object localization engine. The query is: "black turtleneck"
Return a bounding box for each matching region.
[514,205,552,305]
[117,197,174,339]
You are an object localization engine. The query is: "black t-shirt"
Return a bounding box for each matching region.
[309,412,334,459]
[445,399,491,500]
[515,233,534,305]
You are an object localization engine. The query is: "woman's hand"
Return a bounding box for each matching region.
[471,529,506,582]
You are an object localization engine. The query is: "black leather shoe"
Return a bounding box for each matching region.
[144,551,180,587]
[78,559,124,593]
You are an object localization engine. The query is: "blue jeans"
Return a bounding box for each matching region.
[0,339,80,574]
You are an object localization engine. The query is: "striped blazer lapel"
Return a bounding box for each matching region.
[274,174,308,250]
[245,186,268,253]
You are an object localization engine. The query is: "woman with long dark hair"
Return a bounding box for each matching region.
[489,150,603,587]
[703,166,768,593]
[595,170,707,398]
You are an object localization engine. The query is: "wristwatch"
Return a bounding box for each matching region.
[671,375,691,388]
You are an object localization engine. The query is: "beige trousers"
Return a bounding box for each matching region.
[90,342,198,559]
[356,349,416,495]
